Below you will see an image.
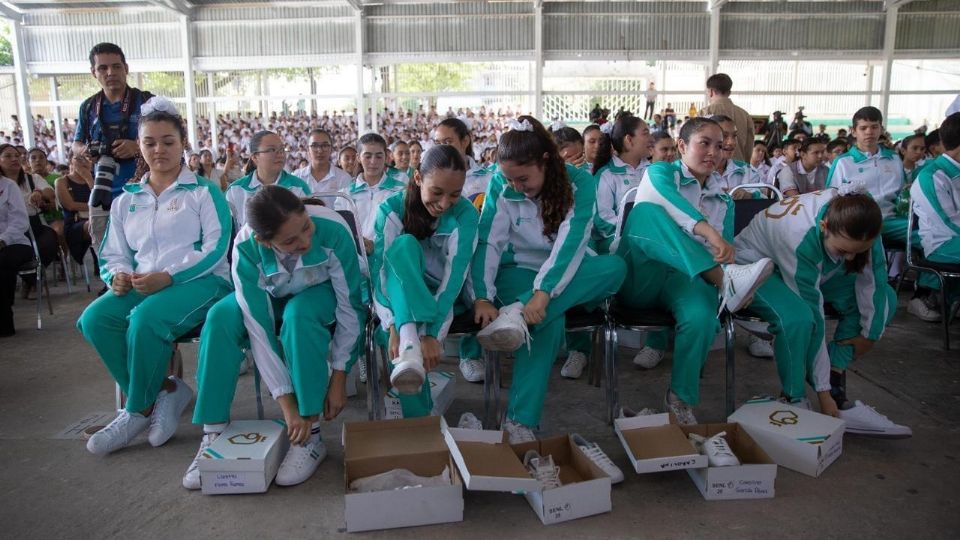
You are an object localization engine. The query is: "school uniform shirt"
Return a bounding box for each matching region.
[462,158,497,203]
[778,160,829,195]
[752,161,771,183]
[634,160,733,248]
[717,159,765,195]
[386,166,411,184]
[909,153,960,256]
[766,156,789,186]
[0,177,30,248]
[593,155,650,249]
[336,171,407,239]
[99,167,232,286]
[293,163,352,207]
[826,145,906,220]
[232,205,366,399]
[15,174,53,218]
[735,189,892,392]
[372,192,479,340]
[225,170,311,226]
[470,164,596,303]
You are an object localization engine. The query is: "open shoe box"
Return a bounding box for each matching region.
[614,413,708,474]
[343,416,463,533]
[444,427,612,525]
[679,423,778,500]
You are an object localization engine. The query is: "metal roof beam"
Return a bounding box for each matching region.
[0,1,23,21]
[145,0,191,17]
[884,0,917,10]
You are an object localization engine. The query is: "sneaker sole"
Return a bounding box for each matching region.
[477,328,523,352]
[728,260,775,313]
[390,362,426,395]
[843,427,913,439]
[907,305,941,323]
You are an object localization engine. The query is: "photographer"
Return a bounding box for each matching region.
[71,42,152,253]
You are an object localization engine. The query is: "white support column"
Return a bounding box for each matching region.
[533,1,543,119]
[180,14,198,151]
[207,72,218,158]
[880,6,898,121]
[354,9,366,132]
[9,16,34,148]
[49,77,65,163]
[707,2,723,76]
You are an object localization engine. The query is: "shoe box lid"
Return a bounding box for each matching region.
[728,398,845,477]
[679,423,778,501]
[443,427,541,492]
[199,419,288,473]
[614,413,708,474]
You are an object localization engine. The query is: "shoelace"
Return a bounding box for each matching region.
[149,391,170,429]
[530,459,561,490]
[505,309,534,351]
[857,403,895,427]
[288,441,320,468]
[188,434,217,474]
[581,444,615,468]
[97,410,137,445]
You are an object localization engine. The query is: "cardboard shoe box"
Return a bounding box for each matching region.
[343,416,463,533]
[614,413,708,474]
[679,423,778,500]
[728,398,845,478]
[444,427,612,525]
[384,370,456,420]
[198,419,290,495]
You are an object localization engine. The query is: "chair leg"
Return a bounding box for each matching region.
[589,327,602,388]
[483,350,496,429]
[604,325,619,425]
[723,313,736,416]
[61,251,73,294]
[35,271,42,330]
[41,269,53,315]
[254,367,264,420]
[937,274,950,351]
[366,321,383,421]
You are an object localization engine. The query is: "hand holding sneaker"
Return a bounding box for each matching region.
[278,394,314,446]
[474,299,499,328]
[421,336,443,371]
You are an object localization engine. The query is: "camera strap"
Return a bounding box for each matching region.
[93,87,138,138]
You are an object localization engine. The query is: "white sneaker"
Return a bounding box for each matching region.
[572,433,624,484]
[459,358,485,383]
[503,418,536,444]
[275,439,327,486]
[458,412,483,430]
[748,335,774,358]
[664,390,697,425]
[523,450,562,490]
[477,302,531,352]
[689,431,741,467]
[720,259,774,313]
[182,432,219,490]
[560,351,588,379]
[908,297,941,322]
[86,410,150,456]
[390,346,426,395]
[632,346,664,369]
[839,400,912,439]
[238,352,253,376]
[350,467,452,493]
[618,406,659,418]
[147,376,194,447]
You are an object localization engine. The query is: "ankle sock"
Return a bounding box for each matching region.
[203,423,227,435]
[309,422,322,444]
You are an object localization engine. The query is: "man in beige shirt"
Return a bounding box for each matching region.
[699,73,755,162]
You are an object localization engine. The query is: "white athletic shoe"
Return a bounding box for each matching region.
[390,346,426,395]
[503,418,536,444]
[477,302,531,352]
[147,376,194,447]
[690,431,741,467]
[275,439,327,486]
[523,450,562,490]
[720,259,774,313]
[560,351,588,379]
[839,400,912,439]
[459,358,485,383]
[618,406,659,418]
[457,412,483,430]
[664,390,698,425]
[632,346,665,369]
[572,433,624,484]
[907,297,941,322]
[182,432,219,490]
[86,410,150,456]
[748,335,775,358]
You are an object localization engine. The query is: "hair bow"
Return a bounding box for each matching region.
[508,118,534,133]
[837,180,868,196]
[141,96,180,118]
[600,122,614,135]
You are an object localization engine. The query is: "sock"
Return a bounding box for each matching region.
[309,422,322,444]
[204,423,227,435]
[398,323,419,353]
[829,370,847,409]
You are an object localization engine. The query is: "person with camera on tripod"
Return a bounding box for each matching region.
[71,43,153,291]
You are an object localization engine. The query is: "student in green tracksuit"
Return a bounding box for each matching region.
[225,131,311,225]
[183,186,366,489]
[78,97,233,456]
[615,117,775,425]
[372,145,479,415]
[470,116,627,443]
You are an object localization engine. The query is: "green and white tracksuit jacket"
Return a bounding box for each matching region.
[232,205,366,399]
[735,189,892,390]
[292,164,352,207]
[826,146,906,220]
[99,167,232,285]
[463,159,497,204]
[718,158,765,197]
[226,170,311,225]
[372,191,479,340]
[336,171,407,240]
[593,156,649,252]
[910,153,960,256]
[470,164,597,303]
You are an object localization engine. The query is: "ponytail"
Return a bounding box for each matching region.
[592,115,645,175]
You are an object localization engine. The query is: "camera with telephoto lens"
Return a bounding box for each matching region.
[88,135,119,211]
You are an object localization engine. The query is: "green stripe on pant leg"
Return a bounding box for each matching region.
[123,276,231,413]
[77,289,147,394]
[376,327,433,417]
[280,283,337,417]
[658,270,719,406]
[385,234,439,327]
[193,292,249,424]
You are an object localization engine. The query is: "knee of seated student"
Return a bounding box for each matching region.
[77,294,124,336]
[672,296,720,332]
[127,304,172,339]
[280,315,332,344]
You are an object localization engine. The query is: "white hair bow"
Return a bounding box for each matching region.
[457,115,473,131]
[837,180,868,196]
[550,120,567,131]
[600,122,614,135]
[141,96,180,118]
[508,118,534,132]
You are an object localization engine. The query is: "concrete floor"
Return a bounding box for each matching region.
[1,276,958,539]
